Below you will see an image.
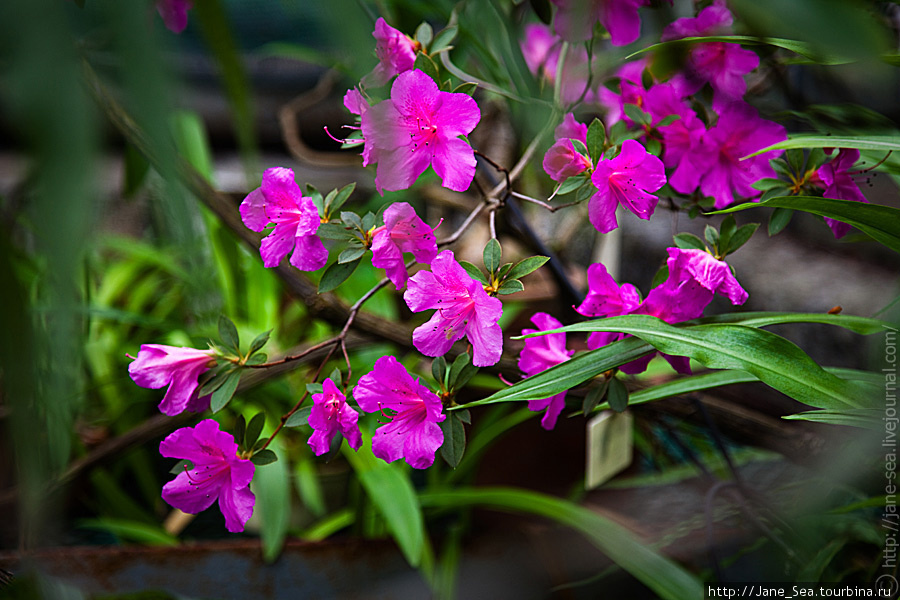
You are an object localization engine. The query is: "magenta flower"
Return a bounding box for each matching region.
[404,250,503,367]
[354,356,446,469]
[156,0,192,34]
[307,378,362,456]
[519,313,574,430]
[370,202,439,289]
[521,24,594,104]
[663,247,748,309]
[240,167,328,271]
[160,419,255,533]
[662,0,758,108]
[362,18,419,87]
[551,0,650,46]
[543,139,593,182]
[575,262,642,351]
[598,59,649,127]
[128,344,216,416]
[589,139,666,233]
[555,113,588,144]
[642,82,706,172]
[816,149,868,239]
[669,102,786,209]
[361,70,480,195]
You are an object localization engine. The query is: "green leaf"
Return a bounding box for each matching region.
[656,114,680,128]
[210,369,241,413]
[218,314,240,352]
[419,488,704,600]
[556,174,588,196]
[718,216,737,249]
[253,443,290,563]
[744,135,900,159]
[306,382,324,395]
[694,311,890,335]
[343,441,425,567]
[338,246,366,264]
[317,222,356,240]
[586,118,606,162]
[329,182,355,215]
[295,458,326,518]
[582,379,610,416]
[414,53,440,84]
[432,355,447,385]
[456,409,472,425]
[448,352,476,390]
[724,223,759,255]
[361,211,376,232]
[415,22,433,49]
[483,238,502,275]
[319,258,361,293]
[704,224,720,249]
[458,260,487,283]
[245,352,267,365]
[452,82,478,96]
[650,265,669,288]
[235,415,247,450]
[534,315,873,409]
[623,103,651,126]
[784,408,882,430]
[672,232,706,251]
[123,143,150,198]
[172,110,214,180]
[245,413,266,450]
[507,256,549,281]
[709,196,900,254]
[78,518,178,547]
[607,378,629,412]
[340,211,363,230]
[768,208,794,236]
[439,413,467,469]
[251,449,278,466]
[496,279,525,295]
[169,459,194,475]
[249,329,271,355]
[197,368,231,398]
[430,25,458,53]
[285,407,312,428]
[570,138,589,157]
[627,35,848,65]
[751,178,787,192]
[306,184,325,214]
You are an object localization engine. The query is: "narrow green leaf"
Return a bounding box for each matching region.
[251,449,278,466]
[718,216,737,249]
[607,378,629,412]
[673,232,706,251]
[235,415,247,450]
[744,135,900,159]
[285,407,312,428]
[432,355,447,384]
[414,53,440,84]
[197,368,231,398]
[496,279,525,295]
[456,409,472,425]
[343,441,425,567]
[768,208,794,236]
[709,196,900,254]
[338,246,366,264]
[656,114,680,128]
[586,118,606,162]
[218,314,240,352]
[245,413,266,450]
[784,408,882,430]
[626,35,847,65]
[419,488,704,600]
[78,519,178,547]
[452,81,478,96]
[253,443,290,563]
[245,352,267,365]
[483,238,502,275]
[295,458,327,518]
[507,256,550,281]
[123,143,150,198]
[439,413,466,469]
[249,329,271,355]
[319,258,360,293]
[459,260,487,283]
[694,311,890,335]
[210,369,241,413]
[751,178,787,192]
[430,25,458,53]
[329,182,356,215]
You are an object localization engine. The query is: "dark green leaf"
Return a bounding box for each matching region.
[768,208,794,236]
[432,356,447,385]
[329,182,355,214]
[319,258,360,293]
[415,22,433,49]
[452,82,478,96]
[245,352,267,365]
[645,138,661,156]
[760,186,791,202]
[448,352,472,389]
[251,449,278,466]
[575,180,595,202]
[210,369,241,413]
[169,459,194,475]
[656,114,680,128]
[285,407,312,428]
[249,329,271,355]
[328,368,341,385]
[123,143,150,198]
[744,135,900,159]
[673,232,706,251]
[571,138,589,157]
[430,25,458,53]
[607,378,629,412]
[306,382,324,395]
[529,0,553,24]
[507,256,549,280]
[306,184,324,215]
[724,223,758,255]
[623,103,651,126]
[582,379,610,416]
[650,265,669,288]
[459,260,487,283]
[197,368,231,397]
[235,415,247,449]
[704,225,719,249]
[246,413,266,450]
[784,408,881,430]
[78,518,178,547]
[338,246,366,264]
[785,148,805,175]
[586,118,606,162]
[440,413,467,469]
[496,279,525,295]
[608,120,627,145]
[718,216,737,250]
[414,53,440,84]
[497,262,513,280]
[456,408,472,424]
[483,238,502,275]
[317,222,356,240]
[218,314,240,352]
[340,211,363,230]
[751,178,786,192]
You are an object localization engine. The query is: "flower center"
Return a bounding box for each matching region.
[409,116,439,153]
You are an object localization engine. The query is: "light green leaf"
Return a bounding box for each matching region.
[626,35,847,65]
[506,256,549,281]
[210,369,241,413]
[784,408,882,430]
[253,442,290,562]
[419,488,703,600]
[586,118,605,161]
[483,238,502,276]
[78,518,178,546]
[743,135,900,158]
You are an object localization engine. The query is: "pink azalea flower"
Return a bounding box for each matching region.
[555,113,588,144]
[156,0,192,34]
[598,58,649,127]
[816,149,868,239]
[128,344,216,416]
[663,247,748,309]
[521,24,594,104]
[519,313,574,430]
[404,250,503,367]
[642,82,706,171]
[589,139,666,233]
[160,419,255,533]
[551,0,650,46]
[575,262,641,351]
[662,0,758,108]
[370,202,439,289]
[360,70,480,195]
[669,102,785,209]
[240,167,328,271]
[307,378,362,456]
[362,18,419,87]
[354,356,446,469]
[543,139,593,182]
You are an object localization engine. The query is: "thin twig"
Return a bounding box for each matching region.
[438,201,486,246]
